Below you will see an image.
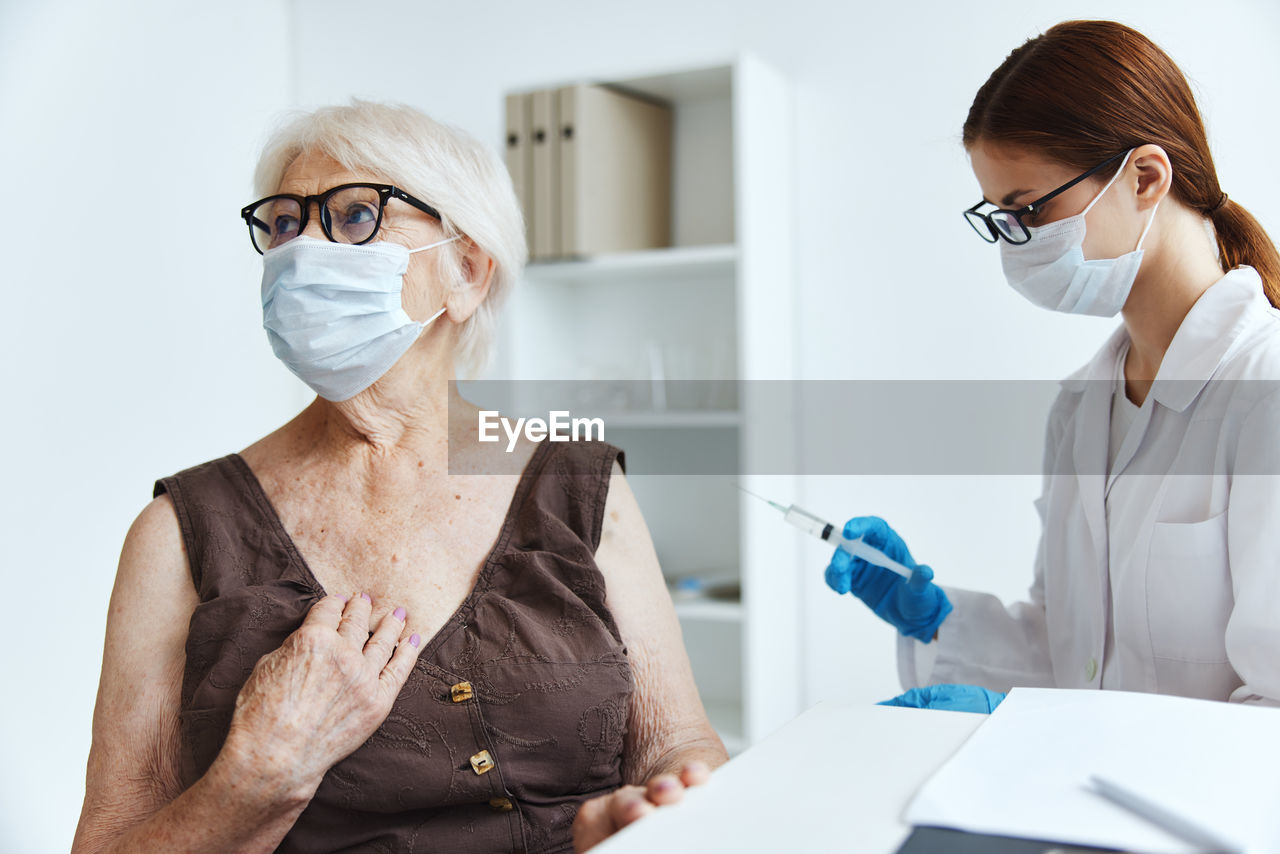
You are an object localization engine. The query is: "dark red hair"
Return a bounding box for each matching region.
[964,20,1280,306]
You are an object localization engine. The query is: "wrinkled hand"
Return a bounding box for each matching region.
[573,761,711,852]
[223,593,424,798]
[879,684,1006,713]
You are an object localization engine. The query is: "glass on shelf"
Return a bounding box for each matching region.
[667,572,741,604]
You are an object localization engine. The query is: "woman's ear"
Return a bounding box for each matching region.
[1132,143,1172,211]
[445,238,496,323]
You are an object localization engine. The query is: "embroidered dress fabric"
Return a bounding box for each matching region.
[154,440,632,853]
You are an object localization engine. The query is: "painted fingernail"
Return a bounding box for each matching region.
[361,592,372,602]
[654,778,678,792]
[338,594,349,603]
[409,633,421,648]
[393,606,406,621]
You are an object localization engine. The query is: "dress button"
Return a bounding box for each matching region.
[451,681,474,703]
[489,797,514,811]
[1086,657,1098,681]
[470,749,496,775]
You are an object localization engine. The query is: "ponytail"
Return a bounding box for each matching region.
[964,20,1280,307]
[1210,198,1280,307]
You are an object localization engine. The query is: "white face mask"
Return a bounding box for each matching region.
[261,234,458,401]
[1000,150,1160,317]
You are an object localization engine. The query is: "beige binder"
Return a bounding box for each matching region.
[557,84,672,257]
[503,93,534,254]
[529,89,559,260]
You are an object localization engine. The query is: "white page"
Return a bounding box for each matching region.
[904,688,1280,853]
[593,703,985,853]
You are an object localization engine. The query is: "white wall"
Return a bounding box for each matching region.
[288,0,1280,707]
[0,2,304,850]
[3,1,1277,849]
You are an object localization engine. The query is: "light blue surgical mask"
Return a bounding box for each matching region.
[261,235,458,401]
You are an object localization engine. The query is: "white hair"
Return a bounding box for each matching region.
[253,100,526,376]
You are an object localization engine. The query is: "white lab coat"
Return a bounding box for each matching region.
[899,266,1280,705]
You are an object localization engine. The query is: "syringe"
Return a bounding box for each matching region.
[740,488,915,579]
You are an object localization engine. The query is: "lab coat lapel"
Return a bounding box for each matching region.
[1104,393,1150,497]
[1073,380,1110,575]
[1063,326,1128,602]
[1105,269,1263,491]
[1148,267,1268,412]
[1064,376,1111,690]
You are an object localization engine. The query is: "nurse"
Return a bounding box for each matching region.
[827,20,1280,710]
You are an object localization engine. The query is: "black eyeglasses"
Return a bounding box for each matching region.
[240,182,442,255]
[963,151,1128,245]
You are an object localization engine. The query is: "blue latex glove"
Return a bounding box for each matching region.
[824,516,952,643]
[878,684,1006,713]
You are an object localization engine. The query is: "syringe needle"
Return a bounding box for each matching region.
[735,484,789,513]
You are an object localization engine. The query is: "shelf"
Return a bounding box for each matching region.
[673,599,743,623]
[603,410,740,429]
[523,243,737,283]
[612,64,732,103]
[500,56,795,748]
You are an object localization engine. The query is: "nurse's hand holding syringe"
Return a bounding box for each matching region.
[742,490,953,643]
[745,491,1010,712]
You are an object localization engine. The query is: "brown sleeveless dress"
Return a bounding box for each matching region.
[154,440,633,853]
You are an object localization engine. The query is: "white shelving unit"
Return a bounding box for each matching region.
[483,56,798,754]
[673,600,744,623]
[520,244,738,282]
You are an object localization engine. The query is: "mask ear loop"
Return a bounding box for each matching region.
[1134,200,1161,252]
[1081,148,1135,217]
[408,234,461,254]
[1079,148,1159,251]
[407,235,459,327]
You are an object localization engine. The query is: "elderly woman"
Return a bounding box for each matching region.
[73,101,726,854]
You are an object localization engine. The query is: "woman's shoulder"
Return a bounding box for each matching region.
[1218,306,1280,381]
[540,436,623,477]
[117,491,195,617]
[153,453,244,496]
[127,491,184,555]
[521,436,622,495]
[499,439,624,555]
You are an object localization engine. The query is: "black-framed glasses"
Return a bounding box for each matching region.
[240,182,442,255]
[963,151,1128,245]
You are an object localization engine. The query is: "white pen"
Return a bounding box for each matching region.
[1089,774,1245,854]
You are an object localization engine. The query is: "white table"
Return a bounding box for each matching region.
[595,703,985,853]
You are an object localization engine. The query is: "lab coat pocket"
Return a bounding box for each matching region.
[1146,511,1231,664]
